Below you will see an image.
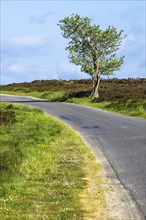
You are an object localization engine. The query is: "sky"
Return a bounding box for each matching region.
[1,0,145,85]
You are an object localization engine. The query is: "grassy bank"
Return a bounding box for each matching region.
[1,78,146,119]
[1,90,146,119]
[66,98,146,119]
[1,79,146,102]
[0,102,111,219]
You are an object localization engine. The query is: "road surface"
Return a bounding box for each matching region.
[1,94,146,219]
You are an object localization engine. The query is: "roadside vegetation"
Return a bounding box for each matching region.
[0,102,112,219]
[1,78,146,118]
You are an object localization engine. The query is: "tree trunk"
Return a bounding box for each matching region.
[91,67,100,100]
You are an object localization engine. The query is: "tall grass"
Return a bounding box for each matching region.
[0,103,109,219]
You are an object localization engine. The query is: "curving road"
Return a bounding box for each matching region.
[1,94,146,219]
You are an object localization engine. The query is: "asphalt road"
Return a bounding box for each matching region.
[1,94,146,219]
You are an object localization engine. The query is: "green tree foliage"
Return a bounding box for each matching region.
[58,14,126,99]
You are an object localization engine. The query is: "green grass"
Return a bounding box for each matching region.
[0,90,68,101]
[0,102,110,220]
[66,97,146,119]
[1,90,146,119]
[1,78,146,119]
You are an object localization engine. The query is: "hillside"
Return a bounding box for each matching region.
[1,78,146,118]
[1,78,146,101]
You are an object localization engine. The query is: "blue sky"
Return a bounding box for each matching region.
[1,0,145,85]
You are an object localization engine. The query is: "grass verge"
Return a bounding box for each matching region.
[0,102,110,220]
[66,97,146,119]
[1,90,146,119]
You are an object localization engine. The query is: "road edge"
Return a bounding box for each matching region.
[77,132,145,220]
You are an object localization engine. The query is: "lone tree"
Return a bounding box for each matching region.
[58,14,126,99]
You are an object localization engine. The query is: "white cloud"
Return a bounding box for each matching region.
[58,62,89,79]
[116,33,145,78]
[8,64,26,74]
[60,62,81,74]
[118,34,145,61]
[30,11,56,24]
[2,36,51,58]
[119,35,136,52]
[11,36,47,48]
